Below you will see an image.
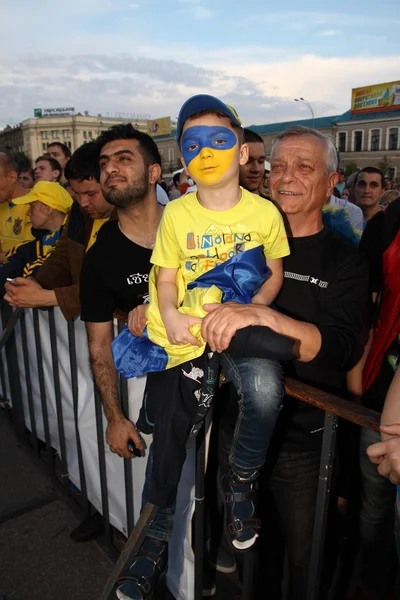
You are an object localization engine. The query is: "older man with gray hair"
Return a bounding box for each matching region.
[203,126,370,599]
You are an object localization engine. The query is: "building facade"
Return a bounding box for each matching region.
[0,114,148,163]
[249,109,400,179]
[2,107,399,179]
[334,109,400,179]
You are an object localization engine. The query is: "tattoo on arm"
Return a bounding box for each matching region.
[86,321,123,423]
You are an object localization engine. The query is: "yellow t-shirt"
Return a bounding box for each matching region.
[0,202,34,253]
[151,187,290,281]
[86,217,110,252]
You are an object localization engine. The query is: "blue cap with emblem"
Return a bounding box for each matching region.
[176,94,242,142]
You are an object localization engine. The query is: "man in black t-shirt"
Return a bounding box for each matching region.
[79,124,163,459]
[202,126,369,599]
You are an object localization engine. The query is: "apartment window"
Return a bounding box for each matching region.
[51,130,60,139]
[40,131,48,139]
[88,131,93,139]
[42,142,46,151]
[168,148,175,162]
[67,141,72,149]
[388,128,399,150]
[353,130,363,152]
[387,167,396,180]
[370,129,380,151]
[83,131,87,139]
[337,132,347,153]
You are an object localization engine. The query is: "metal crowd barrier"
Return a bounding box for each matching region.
[0,303,381,600]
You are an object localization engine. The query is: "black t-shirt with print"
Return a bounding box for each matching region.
[80,220,152,322]
[273,227,369,450]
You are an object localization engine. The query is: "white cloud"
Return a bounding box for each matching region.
[178,4,213,19]
[316,29,340,37]
[192,5,213,18]
[2,49,399,132]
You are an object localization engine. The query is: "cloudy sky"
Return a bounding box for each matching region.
[1,0,399,130]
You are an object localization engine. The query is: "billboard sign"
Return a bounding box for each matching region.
[351,81,400,114]
[34,107,75,118]
[147,116,171,137]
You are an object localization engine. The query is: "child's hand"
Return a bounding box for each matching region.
[163,310,203,346]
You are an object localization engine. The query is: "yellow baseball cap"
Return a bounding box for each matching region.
[13,181,73,214]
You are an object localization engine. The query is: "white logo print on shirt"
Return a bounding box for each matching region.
[182,363,204,383]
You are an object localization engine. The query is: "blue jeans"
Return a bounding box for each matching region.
[359,427,398,597]
[220,355,284,475]
[144,355,283,541]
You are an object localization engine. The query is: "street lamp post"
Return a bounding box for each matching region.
[294,97,315,128]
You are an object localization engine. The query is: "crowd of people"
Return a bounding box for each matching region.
[0,96,399,600]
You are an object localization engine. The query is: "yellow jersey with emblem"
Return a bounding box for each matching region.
[151,187,290,283]
[86,217,110,252]
[0,202,34,253]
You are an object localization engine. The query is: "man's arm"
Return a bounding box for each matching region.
[4,277,57,307]
[202,250,369,367]
[201,302,320,360]
[86,321,143,459]
[367,368,400,483]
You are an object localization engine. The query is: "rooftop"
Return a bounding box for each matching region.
[335,108,400,123]
[248,115,340,135]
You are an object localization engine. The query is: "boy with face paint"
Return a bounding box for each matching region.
[116,95,290,600]
[155,96,289,544]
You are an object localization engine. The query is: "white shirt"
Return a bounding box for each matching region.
[156,184,169,206]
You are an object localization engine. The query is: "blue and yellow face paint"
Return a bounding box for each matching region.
[181,126,238,185]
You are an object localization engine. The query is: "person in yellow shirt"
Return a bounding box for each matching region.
[0,182,72,294]
[0,153,34,259]
[3,142,114,320]
[115,95,291,600]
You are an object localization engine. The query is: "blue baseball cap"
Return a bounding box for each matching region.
[176,94,242,142]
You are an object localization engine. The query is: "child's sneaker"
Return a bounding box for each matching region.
[219,468,261,552]
[116,537,168,600]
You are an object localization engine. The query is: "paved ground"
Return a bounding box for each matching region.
[0,408,113,600]
[0,408,242,600]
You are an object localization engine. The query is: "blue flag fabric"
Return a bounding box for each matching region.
[112,246,270,378]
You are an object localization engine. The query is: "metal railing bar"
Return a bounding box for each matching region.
[20,310,39,454]
[194,422,206,600]
[120,374,135,536]
[0,306,22,351]
[99,502,159,600]
[67,319,88,509]
[117,317,135,537]
[1,304,26,441]
[48,308,68,480]
[307,411,339,600]
[94,387,111,546]
[285,378,380,431]
[32,308,54,475]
